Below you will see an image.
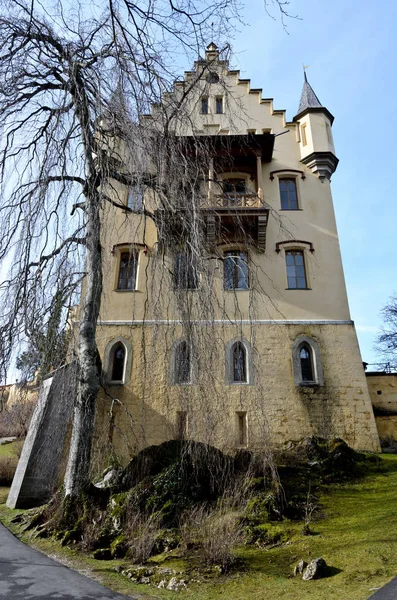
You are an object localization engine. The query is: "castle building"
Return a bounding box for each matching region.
[91,43,380,465]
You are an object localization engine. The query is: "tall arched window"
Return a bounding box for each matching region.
[111,343,126,382]
[292,335,324,387]
[299,344,313,382]
[232,342,247,383]
[174,341,191,384]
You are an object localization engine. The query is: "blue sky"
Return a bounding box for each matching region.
[230,0,397,365]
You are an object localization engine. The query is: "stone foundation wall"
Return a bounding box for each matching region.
[366,373,397,444]
[90,321,380,471]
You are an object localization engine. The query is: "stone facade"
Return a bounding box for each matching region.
[81,43,380,470]
[366,373,397,443]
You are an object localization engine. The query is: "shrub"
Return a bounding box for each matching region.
[125,510,161,563]
[200,509,243,570]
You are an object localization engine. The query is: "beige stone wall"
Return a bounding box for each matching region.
[90,322,380,471]
[83,46,382,470]
[366,374,397,443]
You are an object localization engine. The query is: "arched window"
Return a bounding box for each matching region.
[174,341,191,384]
[104,337,132,385]
[232,342,247,383]
[292,335,324,387]
[299,344,313,382]
[111,343,126,382]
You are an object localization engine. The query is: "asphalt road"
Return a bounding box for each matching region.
[369,578,397,599]
[0,522,137,599]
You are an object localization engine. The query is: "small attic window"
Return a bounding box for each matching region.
[206,72,219,83]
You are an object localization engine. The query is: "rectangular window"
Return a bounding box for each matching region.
[223,178,246,206]
[176,411,188,440]
[201,96,208,114]
[224,251,249,290]
[286,250,307,289]
[215,96,223,114]
[326,123,333,145]
[236,412,247,446]
[301,123,307,146]
[117,251,138,290]
[279,178,298,210]
[173,252,198,289]
[127,185,144,211]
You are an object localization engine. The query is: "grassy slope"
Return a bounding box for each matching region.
[1,455,397,600]
[0,440,21,458]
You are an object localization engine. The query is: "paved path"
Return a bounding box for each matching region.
[369,577,397,599]
[0,522,137,599]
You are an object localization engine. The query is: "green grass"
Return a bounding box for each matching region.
[0,440,22,458]
[2,455,397,600]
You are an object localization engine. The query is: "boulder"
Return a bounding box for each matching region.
[302,557,327,580]
[293,559,308,576]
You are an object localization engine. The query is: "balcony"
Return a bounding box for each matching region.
[201,192,269,251]
[201,192,265,209]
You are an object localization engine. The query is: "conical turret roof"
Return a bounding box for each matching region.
[297,72,322,113]
[294,72,334,123]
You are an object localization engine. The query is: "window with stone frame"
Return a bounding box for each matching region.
[117,250,138,290]
[224,251,249,290]
[279,178,298,210]
[232,341,247,383]
[292,335,324,387]
[285,250,307,289]
[215,96,223,114]
[201,96,209,114]
[110,342,126,382]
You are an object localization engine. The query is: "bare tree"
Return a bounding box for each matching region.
[0,0,252,499]
[376,293,397,370]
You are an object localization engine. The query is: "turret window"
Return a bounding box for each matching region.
[279,178,298,210]
[224,251,249,290]
[301,123,307,146]
[286,250,307,289]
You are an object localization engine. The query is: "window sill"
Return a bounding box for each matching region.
[280,208,303,211]
[107,381,125,386]
[286,288,312,291]
[298,382,319,388]
[115,289,141,293]
[224,288,250,292]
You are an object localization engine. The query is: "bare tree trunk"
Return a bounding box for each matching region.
[64,66,103,497]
